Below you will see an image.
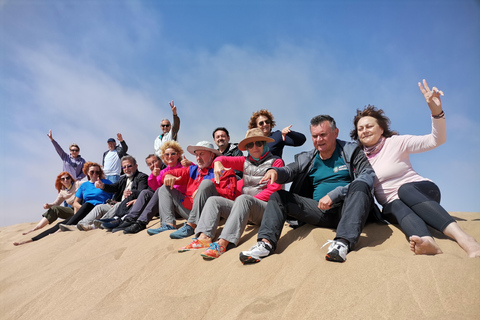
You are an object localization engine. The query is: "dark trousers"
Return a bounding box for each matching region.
[32,202,95,241]
[382,181,455,237]
[124,189,156,223]
[257,180,373,251]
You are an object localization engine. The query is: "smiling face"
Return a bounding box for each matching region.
[195,150,214,169]
[146,155,159,172]
[88,165,101,181]
[69,146,80,158]
[357,116,384,147]
[60,174,72,188]
[107,141,116,151]
[256,115,272,136]
[161,120,171,134]
[121,159,137,177]
[162,147,180,167]
[247,141,265,158]
[311,121,339,159]
[214,130,230,150]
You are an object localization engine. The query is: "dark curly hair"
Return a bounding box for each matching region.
[350,105,398,144]
[248,109,276,130]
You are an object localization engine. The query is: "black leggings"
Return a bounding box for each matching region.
[32,202,95,241]
[382,181,455,238]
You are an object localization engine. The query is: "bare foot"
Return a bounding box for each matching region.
[409,236,443,255]
[13,239,33,246]
[458,236,480,258]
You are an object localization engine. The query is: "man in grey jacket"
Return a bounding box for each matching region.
[239,115,375,264]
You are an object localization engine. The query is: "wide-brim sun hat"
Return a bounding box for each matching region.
[238,128,275,151]
[187,141,222,156]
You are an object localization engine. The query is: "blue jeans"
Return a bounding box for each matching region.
[106,175,120,183]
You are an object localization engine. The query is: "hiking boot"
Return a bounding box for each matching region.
[112,220,134,233]
[178,238,211,253]
[323,240,348,263]
[201,242,226,260]
[239,241,273,264]
[147,224,175,236]
[169,223,195,239]
[123,221,147,234]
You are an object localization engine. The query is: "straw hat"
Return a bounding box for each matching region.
[186,141,222,156]
[238,128,274,151]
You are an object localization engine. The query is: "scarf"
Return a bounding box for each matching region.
[363,136,386,157]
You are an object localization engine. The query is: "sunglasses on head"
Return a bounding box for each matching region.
[161,124,171,128]
[60,176,71,181]
[258,120,271,126]
[246,141,264,149]
[70,149,79,152]
[122,164,133,170]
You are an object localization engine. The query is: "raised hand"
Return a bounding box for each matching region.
[181,155,192,167]
[418,79,443,116]
[281,125,292,141]
[259,169,278,185]
[117,133,123,142]
[169,100,177,115]
[94,176,104,189]
[47,130,53,141]
[214,161,231,184]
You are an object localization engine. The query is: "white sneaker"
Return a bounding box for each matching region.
[323,240,348,263]
[239,241,273,264]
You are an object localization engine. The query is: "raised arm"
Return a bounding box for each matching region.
[169,100,180,141]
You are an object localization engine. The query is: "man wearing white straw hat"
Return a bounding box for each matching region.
[177,128,285,259]
[146,141,238,239]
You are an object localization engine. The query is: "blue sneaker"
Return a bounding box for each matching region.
[147,224,175,236]
[170,223,195,239]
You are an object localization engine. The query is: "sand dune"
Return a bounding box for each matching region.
[1,212,479,319]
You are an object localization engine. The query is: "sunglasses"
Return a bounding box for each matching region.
[258,120,271,126]
[246,141,265,149]
[164,152,177,157]
[122,164,133,170]
[70,149,79,152]
[60,176,71,181]
[89,170,101,175]
[161,124,171,128]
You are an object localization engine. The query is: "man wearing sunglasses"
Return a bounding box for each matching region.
[47,129,86,180]
[154,100,180,159]
[76,155,149,231]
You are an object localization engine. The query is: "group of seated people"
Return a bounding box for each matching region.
[14,79,480,264]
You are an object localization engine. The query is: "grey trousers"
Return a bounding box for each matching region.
[158,179,218,226]
[79,202,120,225]
[195,194,266,246]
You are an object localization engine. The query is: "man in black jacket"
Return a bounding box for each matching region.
[75,155,149,230]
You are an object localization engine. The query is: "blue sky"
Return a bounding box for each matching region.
[1,0,479,227]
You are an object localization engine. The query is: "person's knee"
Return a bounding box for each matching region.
[349,180,370,194]
[199,179,215,190]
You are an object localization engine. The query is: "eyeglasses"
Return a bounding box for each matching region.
[246,141,265,149]
[70,149,79,152]
[89,170,100,175]
[122,164,133,170]
[258,120,271,126]
[161,124,171,128]
[60,176,71,181]
[164,152,177,157]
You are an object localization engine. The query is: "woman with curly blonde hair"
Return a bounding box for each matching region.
[248,109,306,158]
